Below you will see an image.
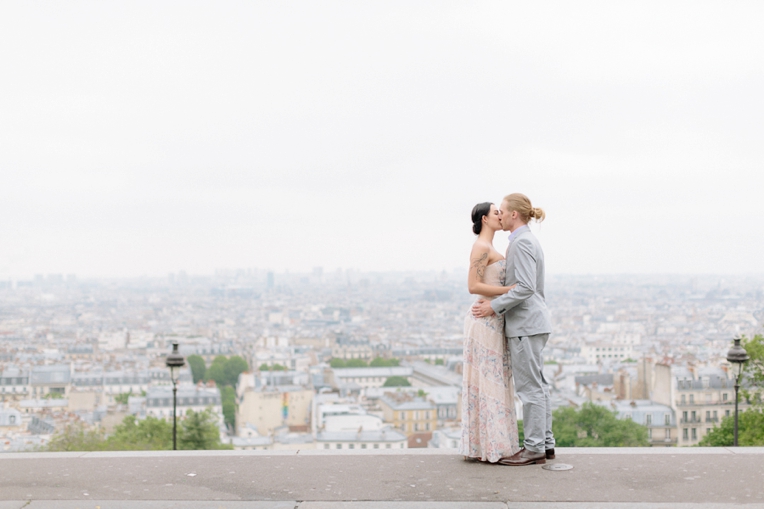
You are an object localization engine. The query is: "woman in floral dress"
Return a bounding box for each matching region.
[459,202,520,463]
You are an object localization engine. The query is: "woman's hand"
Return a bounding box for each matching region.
[501,284,516,294]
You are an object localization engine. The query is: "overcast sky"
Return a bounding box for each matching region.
[1,1,762,278]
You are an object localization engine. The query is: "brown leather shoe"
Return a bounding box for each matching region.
[546,448,555,460]
[498,447,546,466]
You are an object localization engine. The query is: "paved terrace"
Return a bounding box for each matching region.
[1,448,764,509]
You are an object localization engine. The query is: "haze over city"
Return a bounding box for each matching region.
[2,1,763,279]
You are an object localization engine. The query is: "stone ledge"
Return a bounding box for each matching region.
[1,449,763,505]
[2,502,764,509]
[2,446,764,460]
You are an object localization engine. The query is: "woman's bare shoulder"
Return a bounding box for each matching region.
[471,238,493,250]
[471,240,503,264]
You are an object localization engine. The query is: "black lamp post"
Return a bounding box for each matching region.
[726,337,749,447]
[165,341,185,450]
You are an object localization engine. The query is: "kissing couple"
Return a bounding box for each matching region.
[460,193,555,466]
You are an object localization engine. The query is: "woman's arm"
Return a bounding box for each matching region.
[467,243,514,297]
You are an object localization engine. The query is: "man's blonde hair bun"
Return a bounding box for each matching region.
[503,193,546,223]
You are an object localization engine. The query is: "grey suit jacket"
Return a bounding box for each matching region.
[490,227,552,338]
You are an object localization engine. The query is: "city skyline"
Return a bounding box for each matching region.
[2,2,763,278]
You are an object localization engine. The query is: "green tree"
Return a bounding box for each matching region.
[370,357,400,367]
[106,415,171,450]
[114,391,132,405]
[329,358,346,368]
[224,356,249,386]
[259,363,287,371]
[383,376,411,387]
[742,334,764,400]
[220,385,236,430]
[207,355,249,387]
[46,412,232,452]
[178,409,232,450]
[47,422,105,451]
[434,359,444,366]
[699,407,764,446]
[187,354,207,384]
[345,358,368,368]
[552,402,649,447]
[206,356,228,386]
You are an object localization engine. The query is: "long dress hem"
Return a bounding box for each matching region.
[459,260,520,463]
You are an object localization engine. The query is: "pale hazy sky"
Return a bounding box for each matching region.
[2,1,762,278]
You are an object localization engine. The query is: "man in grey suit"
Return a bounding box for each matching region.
[472,193,554,466]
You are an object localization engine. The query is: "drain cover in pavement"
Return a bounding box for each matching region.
[542,463,573,471]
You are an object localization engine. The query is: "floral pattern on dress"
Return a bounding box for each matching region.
[459,260,520,463]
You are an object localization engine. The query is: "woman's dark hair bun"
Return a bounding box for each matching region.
[471,202,492,235]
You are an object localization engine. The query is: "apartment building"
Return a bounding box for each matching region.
[0,368,30,401]
[236,385,313,435]
[673,367,748,446]
[316,428,407,450]
[607,399,677,446]
[331,335,374,361]
[144,384,222,423]
[379,392,437,435]
[330,367,413,389]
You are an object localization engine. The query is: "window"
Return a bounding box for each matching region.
[386,444,391,449]
[400,443,404,448]
[426,423,430,431]
[647,429,652,439]
[645,414,652,425]
[664,414,671,426]
[400,411,406,420]
[726,410,730,417]
[324,444,330,449]
[361,444,367,449]
[723,393,728,402]
[682,411,688,422]
[373,444,379,449]
[349,444,354,449]
[426,411,431,420]
[683,428,688,440]
[336,444,342,449]
[681,395,686,404]
[713,410,718,420]
[691,411,696,421]
[666,429,671,439]
[706,411,711,422]
[9,415,15,424]
[691,428,697,440]
[689,394,694,404]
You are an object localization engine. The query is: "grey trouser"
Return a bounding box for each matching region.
[508,333,555,454]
